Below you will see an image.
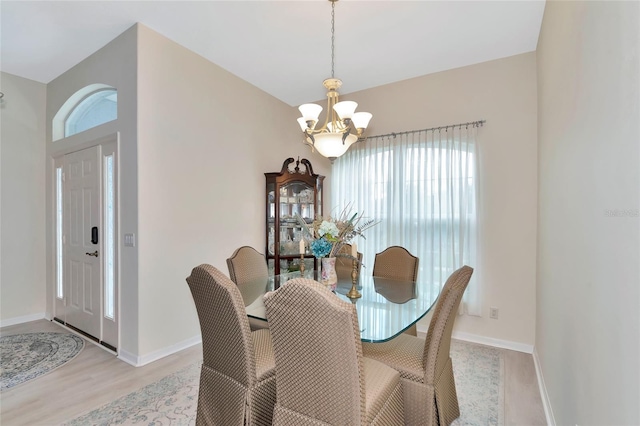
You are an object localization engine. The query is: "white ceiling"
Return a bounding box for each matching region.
[1,1,546,107]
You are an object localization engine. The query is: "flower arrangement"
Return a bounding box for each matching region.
[296,206,377,260]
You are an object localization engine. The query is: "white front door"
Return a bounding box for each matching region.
[64,145,102,339]
[53,136,119,351]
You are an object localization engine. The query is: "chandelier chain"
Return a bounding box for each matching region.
[330,0,335,78]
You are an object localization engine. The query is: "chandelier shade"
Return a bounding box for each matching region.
[313,132,357,159]
[352,112,373,130]
[299,104,323,124]
[297,0,372,162]
[333,101,358,120]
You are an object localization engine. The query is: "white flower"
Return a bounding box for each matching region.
[296,206,378,259]
[317,220,339,238]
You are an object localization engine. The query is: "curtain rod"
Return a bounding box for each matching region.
[367,120,486,139]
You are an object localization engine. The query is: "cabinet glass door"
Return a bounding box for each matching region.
[265,158,324,275]
[279,182,310,248]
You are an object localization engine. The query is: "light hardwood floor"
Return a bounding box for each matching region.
[1,319,547,425]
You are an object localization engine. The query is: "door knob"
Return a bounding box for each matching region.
[85,251,99,257]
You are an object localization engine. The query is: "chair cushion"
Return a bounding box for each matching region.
[248,316,270,331]
[362,334,425,383]
[363,357,402,423]
[252,328,276,381]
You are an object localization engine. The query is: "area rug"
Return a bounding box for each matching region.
[0,332,85,391]
[66,340,503,426]
[64,362,200,426]
[451,340,504,425]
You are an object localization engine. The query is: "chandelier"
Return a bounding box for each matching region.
[297,0,372,162]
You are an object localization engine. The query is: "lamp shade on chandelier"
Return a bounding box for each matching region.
[297,0,372,162]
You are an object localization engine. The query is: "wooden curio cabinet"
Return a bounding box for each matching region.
[265,158,324,275]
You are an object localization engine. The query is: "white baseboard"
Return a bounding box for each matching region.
[451,331,534,354]
[533,347,556,426]
[117,349,140,367]
[0,312,46,328]
[118,334,202,367]
[417,323,534,354]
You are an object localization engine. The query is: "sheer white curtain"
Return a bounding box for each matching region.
[332,124,481,316]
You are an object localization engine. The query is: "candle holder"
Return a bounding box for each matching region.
[346,258,361,299]
[299,254,306,277]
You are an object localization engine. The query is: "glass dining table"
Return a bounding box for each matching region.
[239,270,442,342]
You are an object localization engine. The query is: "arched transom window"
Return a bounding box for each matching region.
[52,84,117,141]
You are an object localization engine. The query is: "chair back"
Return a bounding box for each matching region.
[373,277,416,304]
[373,246,419,282]
[422,265,473,382]
[227,246,270,309]
[186,264,257,387]
[335,243,363,281]
[264,278,366,425]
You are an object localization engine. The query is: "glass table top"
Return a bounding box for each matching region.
[239,270,442,343]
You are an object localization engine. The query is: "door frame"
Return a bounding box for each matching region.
[51,132,120,352]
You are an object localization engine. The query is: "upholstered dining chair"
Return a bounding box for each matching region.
[362,265,474,426]
[335,243,363,282]
[263,278,405,426]
[186,264,276,425]
[227,245,270,331]
[373,246,420,335]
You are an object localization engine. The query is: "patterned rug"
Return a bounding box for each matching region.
[0,332,85,391]
[64,363,200,426]
[66,340,503,426]
[451,340,504,425]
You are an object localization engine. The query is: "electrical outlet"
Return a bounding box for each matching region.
[490,307,499,319]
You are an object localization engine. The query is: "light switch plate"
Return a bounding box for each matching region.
[124,233,136,247]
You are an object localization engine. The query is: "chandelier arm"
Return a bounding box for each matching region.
[305,125,351,137]
[341,131,350,144]
[320,92,333,130]
[304,131,316,145]
[305,79,350,136]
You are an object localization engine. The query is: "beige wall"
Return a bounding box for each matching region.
[536,1,639,424]
[1,19,539,363]
[347,53,539,348]
[34,22,332,361]
[26,21,332,361]
[136,25,331,357]
[0,73,47,323]
[45,25,139,354]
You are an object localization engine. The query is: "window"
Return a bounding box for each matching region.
[104,154,115,320]
[332,125,480,315]
[64,89,117,137]
[52,84,118,141]
[56,167,64,299]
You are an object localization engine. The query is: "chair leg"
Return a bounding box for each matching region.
[403,323,418,336]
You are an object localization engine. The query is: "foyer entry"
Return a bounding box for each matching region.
[53,137,118,351]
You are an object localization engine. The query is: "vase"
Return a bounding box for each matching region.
[320,257,338,291]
